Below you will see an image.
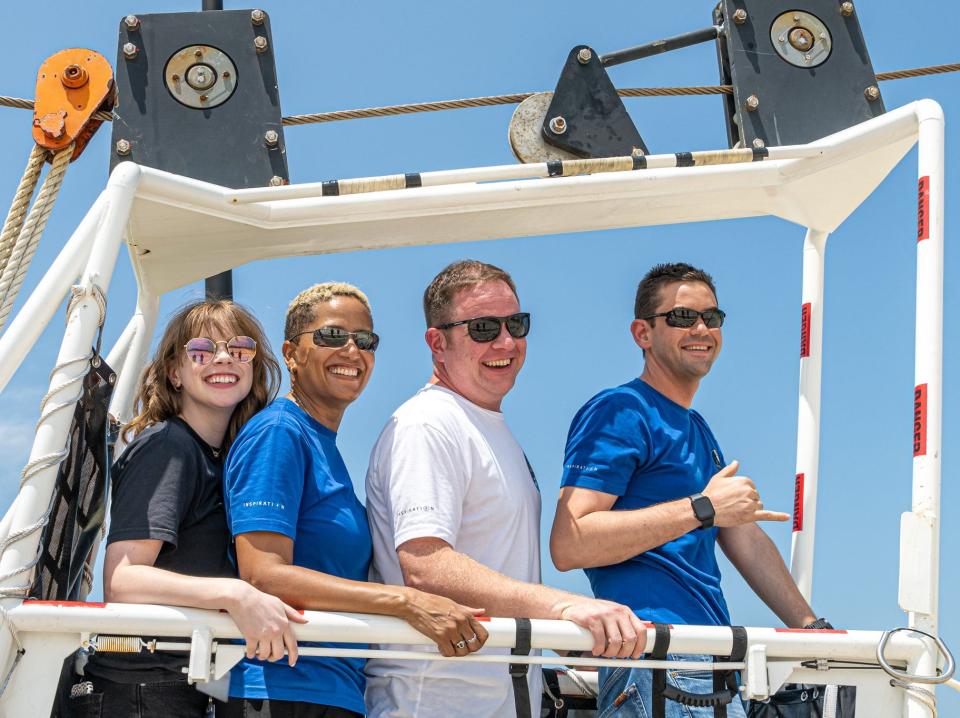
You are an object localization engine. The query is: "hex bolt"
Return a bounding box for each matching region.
[61,64,89,89]
[548,116,567,134]
[264,130,279,148]
[269,176,284,186]
[116,139,131,156]
[124,15,141,31]
[732,8,748,24]
[577,48,592,65]
[864,85,880,101]
[745,94,760,112]
[251,9,266,26]
[122,42,139,60]
[840,2,854,16]
[752,137,765,149]
[254,36,269,54]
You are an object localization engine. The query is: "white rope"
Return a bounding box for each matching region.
[0,145,45,277]
[0,144,73,334]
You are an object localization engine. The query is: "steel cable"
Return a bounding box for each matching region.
[0,62,955,126]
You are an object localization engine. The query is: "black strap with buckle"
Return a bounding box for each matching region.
[511,617,533,718]
[652,625,747,718]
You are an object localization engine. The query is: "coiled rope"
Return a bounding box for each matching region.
[0,144,73,334]
[0,62,955,126]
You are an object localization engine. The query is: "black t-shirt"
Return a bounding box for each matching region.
[86,417,235,683]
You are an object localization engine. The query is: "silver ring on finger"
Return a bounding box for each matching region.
[455,640,466,649]
[466,634,479,644]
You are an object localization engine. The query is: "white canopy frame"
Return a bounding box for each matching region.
[0,100,946,717]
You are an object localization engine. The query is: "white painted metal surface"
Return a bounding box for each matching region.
[0,101,948,717]
[789,229,828,603]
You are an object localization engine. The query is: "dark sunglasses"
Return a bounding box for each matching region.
[643,307,726,329]
[184,336,257,365]
[437,312,531,343]
[289,326,380,353]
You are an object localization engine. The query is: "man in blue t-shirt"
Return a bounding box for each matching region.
[551,262,827,718]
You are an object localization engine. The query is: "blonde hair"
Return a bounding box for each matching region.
[284,282,372,340]
[124,301,281,448]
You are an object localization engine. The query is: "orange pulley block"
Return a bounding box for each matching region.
[32,48,114,162]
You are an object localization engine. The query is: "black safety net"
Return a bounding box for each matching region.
[30,356,116,601]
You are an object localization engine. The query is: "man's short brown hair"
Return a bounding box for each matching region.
[423,260,518,327]
[634,262,718,322]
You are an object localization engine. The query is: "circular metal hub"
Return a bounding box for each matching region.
[770,10,831,68]
[164,45,237,109]
[185,63,217,91]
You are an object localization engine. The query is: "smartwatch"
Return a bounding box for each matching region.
[688,493,715,529]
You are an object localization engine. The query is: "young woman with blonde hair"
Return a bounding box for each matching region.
[70,300,306,718]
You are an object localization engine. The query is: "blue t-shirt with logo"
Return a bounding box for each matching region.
[224,398,372,713]
[560,378,731,626]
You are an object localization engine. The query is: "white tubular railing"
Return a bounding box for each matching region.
[790,228,829,602]
[0,195,104,394]
[0,163,142,684]
[899,101,945,718]
[107,293,159,428]
[6,602,933,667]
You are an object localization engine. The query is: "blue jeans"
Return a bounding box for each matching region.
[598,654,747,718]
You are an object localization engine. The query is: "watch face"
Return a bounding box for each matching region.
[691,494,715,527]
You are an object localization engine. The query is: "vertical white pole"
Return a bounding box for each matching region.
[902,102,944,718]
[789,228,828,603]
[108,293,160,430]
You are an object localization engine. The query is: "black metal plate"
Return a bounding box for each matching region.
[109,9,288,188]
[542,45,648,158]
[715,0,884,148]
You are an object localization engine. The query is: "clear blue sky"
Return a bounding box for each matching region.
[0,0,957,709]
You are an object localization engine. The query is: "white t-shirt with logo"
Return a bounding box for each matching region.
[364,383,542,718]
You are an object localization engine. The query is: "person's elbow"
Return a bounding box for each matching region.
[549,521,585,572]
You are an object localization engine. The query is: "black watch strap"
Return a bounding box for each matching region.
[803,617,834,630]
[689,492,715,529]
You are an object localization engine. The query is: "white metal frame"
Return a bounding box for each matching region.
[0,100,947,717]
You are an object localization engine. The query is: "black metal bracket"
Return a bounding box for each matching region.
[714,0,884,148]
[541,45,648,159]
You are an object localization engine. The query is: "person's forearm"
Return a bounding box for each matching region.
[243,560,411,618]
[402,545,582,619]
[551,498,700,570]
[718,524,816,628]
[106,563,243,610]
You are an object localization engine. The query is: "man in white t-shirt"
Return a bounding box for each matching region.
[365,260,647,718]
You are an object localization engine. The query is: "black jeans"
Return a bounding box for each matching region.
[220,699,362,718]
[66,675,212,717]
